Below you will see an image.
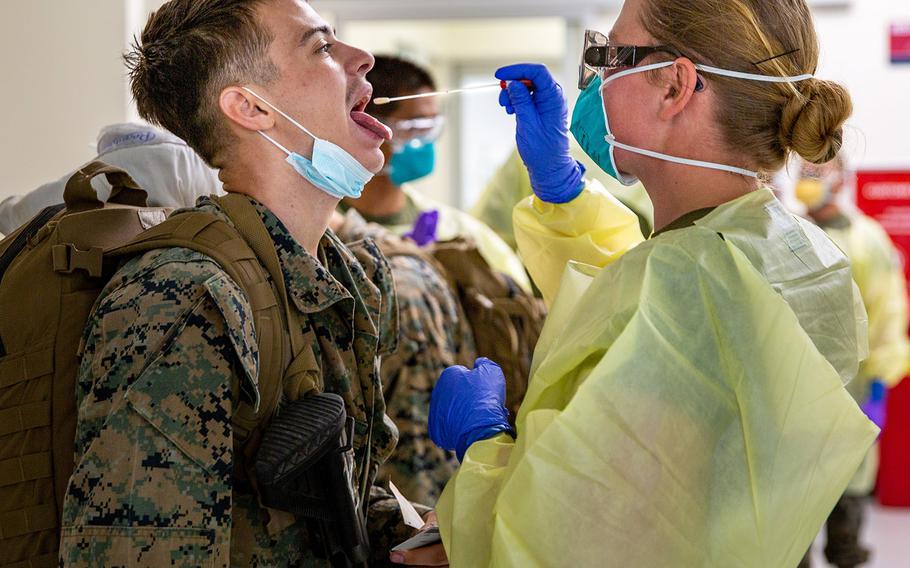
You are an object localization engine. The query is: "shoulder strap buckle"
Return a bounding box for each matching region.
[51,244,104,277]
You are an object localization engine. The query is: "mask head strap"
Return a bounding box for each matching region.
[605,135,759,179]
[694,65,814,83]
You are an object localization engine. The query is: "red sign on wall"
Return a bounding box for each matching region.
[856,171,910,507]
[856,171,910,287]
[858,170,910,508]
[892,23,910,64]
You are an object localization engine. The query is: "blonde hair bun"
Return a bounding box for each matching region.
[779,78,852,164]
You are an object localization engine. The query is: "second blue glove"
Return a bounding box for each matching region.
[429,358,514,461]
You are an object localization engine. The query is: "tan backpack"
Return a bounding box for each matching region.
[0,161,304,567]
[378,236,546,421]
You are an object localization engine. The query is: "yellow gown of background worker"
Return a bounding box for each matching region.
[436,183,878,567]
[824,213,910,395]
[823,211,910,493]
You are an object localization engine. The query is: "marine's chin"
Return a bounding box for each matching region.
[362,149,386,174]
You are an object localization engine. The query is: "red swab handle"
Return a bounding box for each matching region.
[500,80,535,90]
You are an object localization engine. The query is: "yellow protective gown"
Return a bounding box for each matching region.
[820,212,910,494]
[471,146,654,250]
[822,213,910,393]
[436,187,877,567]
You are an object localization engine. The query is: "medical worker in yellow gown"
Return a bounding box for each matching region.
[391,0,880,566]
[794,155,910,568]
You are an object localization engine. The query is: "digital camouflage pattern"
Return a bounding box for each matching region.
[61,195,416,567]
[337,210,476,506]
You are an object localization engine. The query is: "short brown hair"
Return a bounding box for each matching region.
[641,0,851,172]
[365,55,437,117]
[124,0,279,165]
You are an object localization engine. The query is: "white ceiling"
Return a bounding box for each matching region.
[314,0,849,21]
[312,0,621,20]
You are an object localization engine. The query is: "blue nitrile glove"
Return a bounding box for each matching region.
[429,357,515,461]
[496,63,586,204]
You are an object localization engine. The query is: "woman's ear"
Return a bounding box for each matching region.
[219,86,275,132]
[658,58,700,121]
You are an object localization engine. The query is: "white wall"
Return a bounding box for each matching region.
[0,1,131,201]
[812,1,910,169]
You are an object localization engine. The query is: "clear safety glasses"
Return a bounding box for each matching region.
[578,29,680,90]
[388,116,445,149]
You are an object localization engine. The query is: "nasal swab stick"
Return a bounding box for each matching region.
[373,80,533,105]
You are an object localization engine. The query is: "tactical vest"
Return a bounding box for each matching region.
[0,161,309,567]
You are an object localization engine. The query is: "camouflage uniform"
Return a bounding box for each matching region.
[60,196,422,567]
[338,210,475,506]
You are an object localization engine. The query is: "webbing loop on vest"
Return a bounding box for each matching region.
[0,348,54,389]
[0,452,52,487]
[6,552,57,568]
[0,504,57,539]
[0,401,51,437]
[172,212,219,241]
[282,343,321,401]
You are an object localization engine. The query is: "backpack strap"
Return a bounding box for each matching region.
[212,195,320,400]
[212,194,308,359]
[109,194,320,440]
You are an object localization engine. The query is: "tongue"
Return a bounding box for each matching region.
[351,111,393,141]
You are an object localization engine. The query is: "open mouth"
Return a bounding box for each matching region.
[350,88,393,141]
[351,93,370,114]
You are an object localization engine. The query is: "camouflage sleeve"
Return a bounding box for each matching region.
[61,250,257,568]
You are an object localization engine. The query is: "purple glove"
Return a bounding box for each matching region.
[861,379,887,431]
[496,63,586,203]
[403,210,439,246]
[429,358,514,461]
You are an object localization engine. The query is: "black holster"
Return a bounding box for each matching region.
[255,393,370,567]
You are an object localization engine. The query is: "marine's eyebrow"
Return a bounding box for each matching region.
[301,24,332,45]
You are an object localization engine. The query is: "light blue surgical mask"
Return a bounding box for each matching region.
[243,87,374,199]
[389,141,436,186]
[571,62,814,185]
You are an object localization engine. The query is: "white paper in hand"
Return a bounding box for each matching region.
[389,480,425,530]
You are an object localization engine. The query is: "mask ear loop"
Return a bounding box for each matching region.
[257,131,293,158]
[241,87,320,142]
